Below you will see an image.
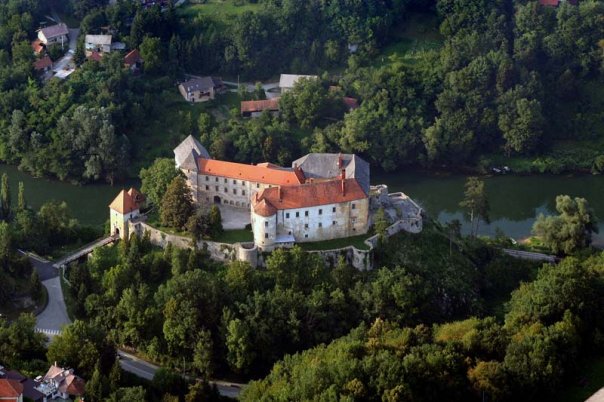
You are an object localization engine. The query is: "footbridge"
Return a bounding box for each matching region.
[52,235,119,269]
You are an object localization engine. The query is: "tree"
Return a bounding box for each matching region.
[140,36,163,73]
[30,270,42,302]
[193,330,213,380]
[0,173,10,219]
[160,176,194,230]
[140,158,181,206]
[532,195,598,254]
[208,205,223,238]
[86,364,107,402]
[108,387,146,402]
[17,181,25,211]
[459,177,490,237]
[373,207,389,243]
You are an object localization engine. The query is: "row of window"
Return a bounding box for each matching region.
[264,219,357,230]
[284,204,355,219]
[203,176,269,189]
[205,185,246,196]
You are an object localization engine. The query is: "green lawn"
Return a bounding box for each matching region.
[213,229,254,243]
[131,89,243,176]
[555,356,604,402]
[177,0,261,21]
[298,234,371,251]
[373,12,443,68]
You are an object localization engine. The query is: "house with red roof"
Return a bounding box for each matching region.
[241,98,280,118]
[124,49,143,72]
[34,363,85,400]
[0,379,23,402]
[33,56,53,73]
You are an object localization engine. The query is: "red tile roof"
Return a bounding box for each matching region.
[252,178,366,216]
[31,39,44,54]
[539,0,559,5]
[33,55,53,70]
[64,375,86,396]
[124,49,142,66]
[241,98,280,113]
[198,159,305,186]
[109,188,144,214]
[0,379,23,398]
[343,97,359,110]
[88,51,103,62]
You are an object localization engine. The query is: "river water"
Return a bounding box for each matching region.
[376,171,604,242]
[3,163,603,241]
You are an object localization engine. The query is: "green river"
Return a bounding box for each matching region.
[3,163,603,242]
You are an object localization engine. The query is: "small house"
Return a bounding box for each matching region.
[279,74,318,93]
[37,23,68,47]
[178,77,225,103]
[33,55,53,73]
[0,367,45,402]
[0,379,24,402]
[241,98,280,118]
[35,363,85,400]
[124,49,143,71]
[85,34,112,56]
[31,39,44,55]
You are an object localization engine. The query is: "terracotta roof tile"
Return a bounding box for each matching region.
[198,159,305,186]
[0,379,23,398]
[124,49,142,66]
[109,188,143,214]
[88,51,103,62]
[31,39,44,54]
[539,0,559,5]
[252,178,366,216]
[343,97,359,110]
[33,55,53,70]
[241,98,280,113]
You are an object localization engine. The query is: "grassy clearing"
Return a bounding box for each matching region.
[373,12,443,68]
[131,89,242,176]
[555,356,604,402]
[177,0,261,21]
[213,229,254,243]
[298,234,371,251]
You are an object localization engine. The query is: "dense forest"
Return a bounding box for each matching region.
[0,0,602,183]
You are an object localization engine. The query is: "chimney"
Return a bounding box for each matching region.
[341,168,346,180]
[278,186,282,202]
[338,153,343,168]
[341,178,346,196]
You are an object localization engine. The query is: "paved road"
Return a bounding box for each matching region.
[117,351,245,399]
[52,28,79,79]
[20,252,71,338]
[501,248,557,263]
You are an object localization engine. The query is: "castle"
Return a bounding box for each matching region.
[174,135,371,250]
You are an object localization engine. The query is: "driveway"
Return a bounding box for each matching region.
[20,252,71,338]
[222,80,281,99]
[52,28,80,79]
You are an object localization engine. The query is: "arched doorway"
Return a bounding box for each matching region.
[114,227,120,236]
[213,196,221,204]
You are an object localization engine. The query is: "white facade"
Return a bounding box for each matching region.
[252,198,369,251]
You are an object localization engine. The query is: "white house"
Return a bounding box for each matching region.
[37,24,69,47]
[109,187,144,239]
[85,34,112,56]
[178,77,225,103]
[279,74,318,93]
[34,364,85,401]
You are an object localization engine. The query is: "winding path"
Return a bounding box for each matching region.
[19,251,71,338]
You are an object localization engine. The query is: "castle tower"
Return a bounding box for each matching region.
[109,188,144,240]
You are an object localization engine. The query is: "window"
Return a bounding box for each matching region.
[224,178,227,183]
[215,186,218,191]
[319,209,322,215]
[265,221,268,227]
[265,233,268,239]
[286,213,290,219]
[233,189,237,195]
[332,207,336,213]
[352,203,356,210]
[257,183,260,188]
[215,177,218,182]
[296,212,299,218]
[305,211,309,217]
[242,190,246,196]
[304,224,308,229]
[205,176,209,181]
[233,180,237,184]
[205,185,209,190]
[224,187,228,193]
[304,234,308,238]
[351,218,357,223]
[332,221,336,226]
[319,222,322,228]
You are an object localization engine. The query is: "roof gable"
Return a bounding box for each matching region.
[198,159,305,186]
[292,153,370,194]
[40,23,68,39]
[109,188,143,214]
[0,379,23,397]
[174,135,211,169]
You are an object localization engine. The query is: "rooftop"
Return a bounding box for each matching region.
[241,98,280,113]
[33,55,52,70]
[40,23,68,39]
[124,49,142,66]
[180,77,221,93]
[252,178,366,216]
[109,187,144,214]
[0,379,23,398]
[279,74,318,89]
[198,159,306,186]
[292,153,370,195]
[85,34,112,45]
[174,135,211,170]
